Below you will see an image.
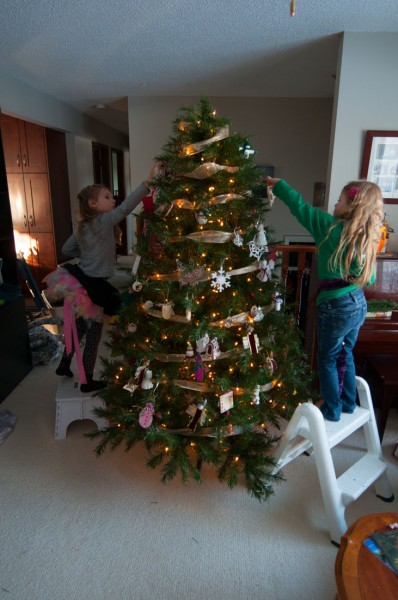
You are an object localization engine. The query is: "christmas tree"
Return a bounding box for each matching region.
[90,98,312,501]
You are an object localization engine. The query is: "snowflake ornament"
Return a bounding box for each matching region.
[248,239,268,260]
[233,227,244,247]
[211,264,231,292]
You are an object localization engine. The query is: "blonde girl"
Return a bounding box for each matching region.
[46,164,157,392]
[266,177,384,421]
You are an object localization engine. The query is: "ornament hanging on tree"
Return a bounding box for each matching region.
[267,185,276,207]
[242,326,260,354]
[257,259,272,282]
[250,305,264,322]
[207,337,221,360]
[123,379,139,394]
[252,386,261,405]
[194,354,205,382]
[275,294,283,311]
[219,390,234,413]
[131,280,143,293]
[248,223,268,260]
[187,400,207,431]
[195,211,208,224]
[127,322,137,333]
[176,259,207,286]
[239,140,256,159]
[265,353,278,374]
[141,368,154,390]
[161,301,174,320]
[186,341,194,358]
[211,263,231,292]
[233,227,244,247]
[196,333,210,354]
[224,315,233,328]
[139,402,155,428]
[135,361,149,386]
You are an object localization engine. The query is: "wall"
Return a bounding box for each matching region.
[328,32,398,251]
[0,70,130,235]
[128,96,333,245]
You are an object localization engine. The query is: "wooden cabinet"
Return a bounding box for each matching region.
[1,114,47,173]
[7,172,53,232]
[0,114,66,291]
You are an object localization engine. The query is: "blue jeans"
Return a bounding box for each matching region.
[316,289,367,421]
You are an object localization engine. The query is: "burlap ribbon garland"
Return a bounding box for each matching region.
[147,261,259,283]
[179,125,230,157]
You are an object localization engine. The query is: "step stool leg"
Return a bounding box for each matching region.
[301,404,347,544]
[356,377,394,502]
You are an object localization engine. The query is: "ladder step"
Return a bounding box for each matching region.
[337,455,386,503]
[298,406,370,450]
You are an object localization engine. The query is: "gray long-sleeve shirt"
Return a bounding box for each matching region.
[62,183,147,278]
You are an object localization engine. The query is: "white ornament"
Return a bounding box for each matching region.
[267,185,276,207]
[219,390,234,413]
[132,280,143,292]
[127,323,137,333]
[252,385,261,405]
[250,305,264,322]
[255,223,268,247]
[257,259,271,282]
[161,302,174,320]
[195,211,208,224]
[207,337,221,360]
[233,228,244,247]
[123,379,138,394]
[196,333,210,354]
[211,264,231,292]
[186,342,194,357]
[275,294,283,311]
[141,369,154,390]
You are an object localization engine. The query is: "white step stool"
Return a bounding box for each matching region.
[272,376,394,544]
[55,376,108,439]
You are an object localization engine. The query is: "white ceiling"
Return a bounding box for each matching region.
[1,1,397,135]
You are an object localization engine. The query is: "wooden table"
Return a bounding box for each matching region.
[335,512,398,600]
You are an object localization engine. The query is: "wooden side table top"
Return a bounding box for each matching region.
[335,513,398,600]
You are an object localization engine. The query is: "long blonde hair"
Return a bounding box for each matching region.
[328,180,384,286]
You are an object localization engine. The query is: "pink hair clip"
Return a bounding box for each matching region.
[348,186,359,199]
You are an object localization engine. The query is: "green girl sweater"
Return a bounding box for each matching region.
[273,179,372,306]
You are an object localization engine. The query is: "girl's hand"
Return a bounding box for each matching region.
[145,161,165,188]
[266,176,281,189]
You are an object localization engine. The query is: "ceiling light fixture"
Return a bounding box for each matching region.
[290,0,296,16]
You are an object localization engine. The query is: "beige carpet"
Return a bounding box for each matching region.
[0,359,397,600]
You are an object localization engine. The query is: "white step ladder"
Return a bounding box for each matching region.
[272,376,394,544]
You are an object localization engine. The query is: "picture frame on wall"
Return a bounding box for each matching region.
[313,182,326,208]
[361,130,398,204]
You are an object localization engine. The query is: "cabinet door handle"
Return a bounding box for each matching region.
[23,154,27,167]
[29,215,34,227]
[23,214,28,228]
[17,154,21,167]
